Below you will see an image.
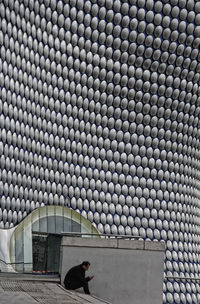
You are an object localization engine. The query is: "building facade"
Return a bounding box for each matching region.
[0,0,200,302]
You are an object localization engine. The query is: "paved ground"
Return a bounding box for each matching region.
[0,275,110,304]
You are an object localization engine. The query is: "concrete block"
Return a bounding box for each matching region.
[60,244,164,304]
[144,241,165,251]
[61,237,118,248]
[117,239,144,250]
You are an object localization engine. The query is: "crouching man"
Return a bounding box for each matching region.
[64,261,94,295]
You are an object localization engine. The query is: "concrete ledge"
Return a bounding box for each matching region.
[0,273,60,282]
[118,239,144,250]
[61,237,118,248]
[61,237,165,252]
[144,241,165,251]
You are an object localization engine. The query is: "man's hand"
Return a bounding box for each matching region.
[89,276,94,280]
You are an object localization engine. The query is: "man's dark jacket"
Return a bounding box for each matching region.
[64,264,90,287]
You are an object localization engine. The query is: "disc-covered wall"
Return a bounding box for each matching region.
[0,0,200,303]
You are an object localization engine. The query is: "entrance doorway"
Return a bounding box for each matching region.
[9,206,99,273]
[32,233,62,273]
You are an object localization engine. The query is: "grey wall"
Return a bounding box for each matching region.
[60,237,165,304]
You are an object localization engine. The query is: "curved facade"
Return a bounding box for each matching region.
[0,0,200,302]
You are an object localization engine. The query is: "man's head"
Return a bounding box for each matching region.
[81,261,90,271]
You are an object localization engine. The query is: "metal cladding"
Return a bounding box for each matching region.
[0,0,200,302]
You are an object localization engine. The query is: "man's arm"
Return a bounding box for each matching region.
[86,275,94,282]
[74,268,90,284]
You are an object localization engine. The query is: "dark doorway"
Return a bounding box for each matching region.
[32,233,61,273]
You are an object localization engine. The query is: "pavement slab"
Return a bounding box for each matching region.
[0,278,111,304]
[0,292,37,304]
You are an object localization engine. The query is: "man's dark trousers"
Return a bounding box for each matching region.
[65,281,90,294]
